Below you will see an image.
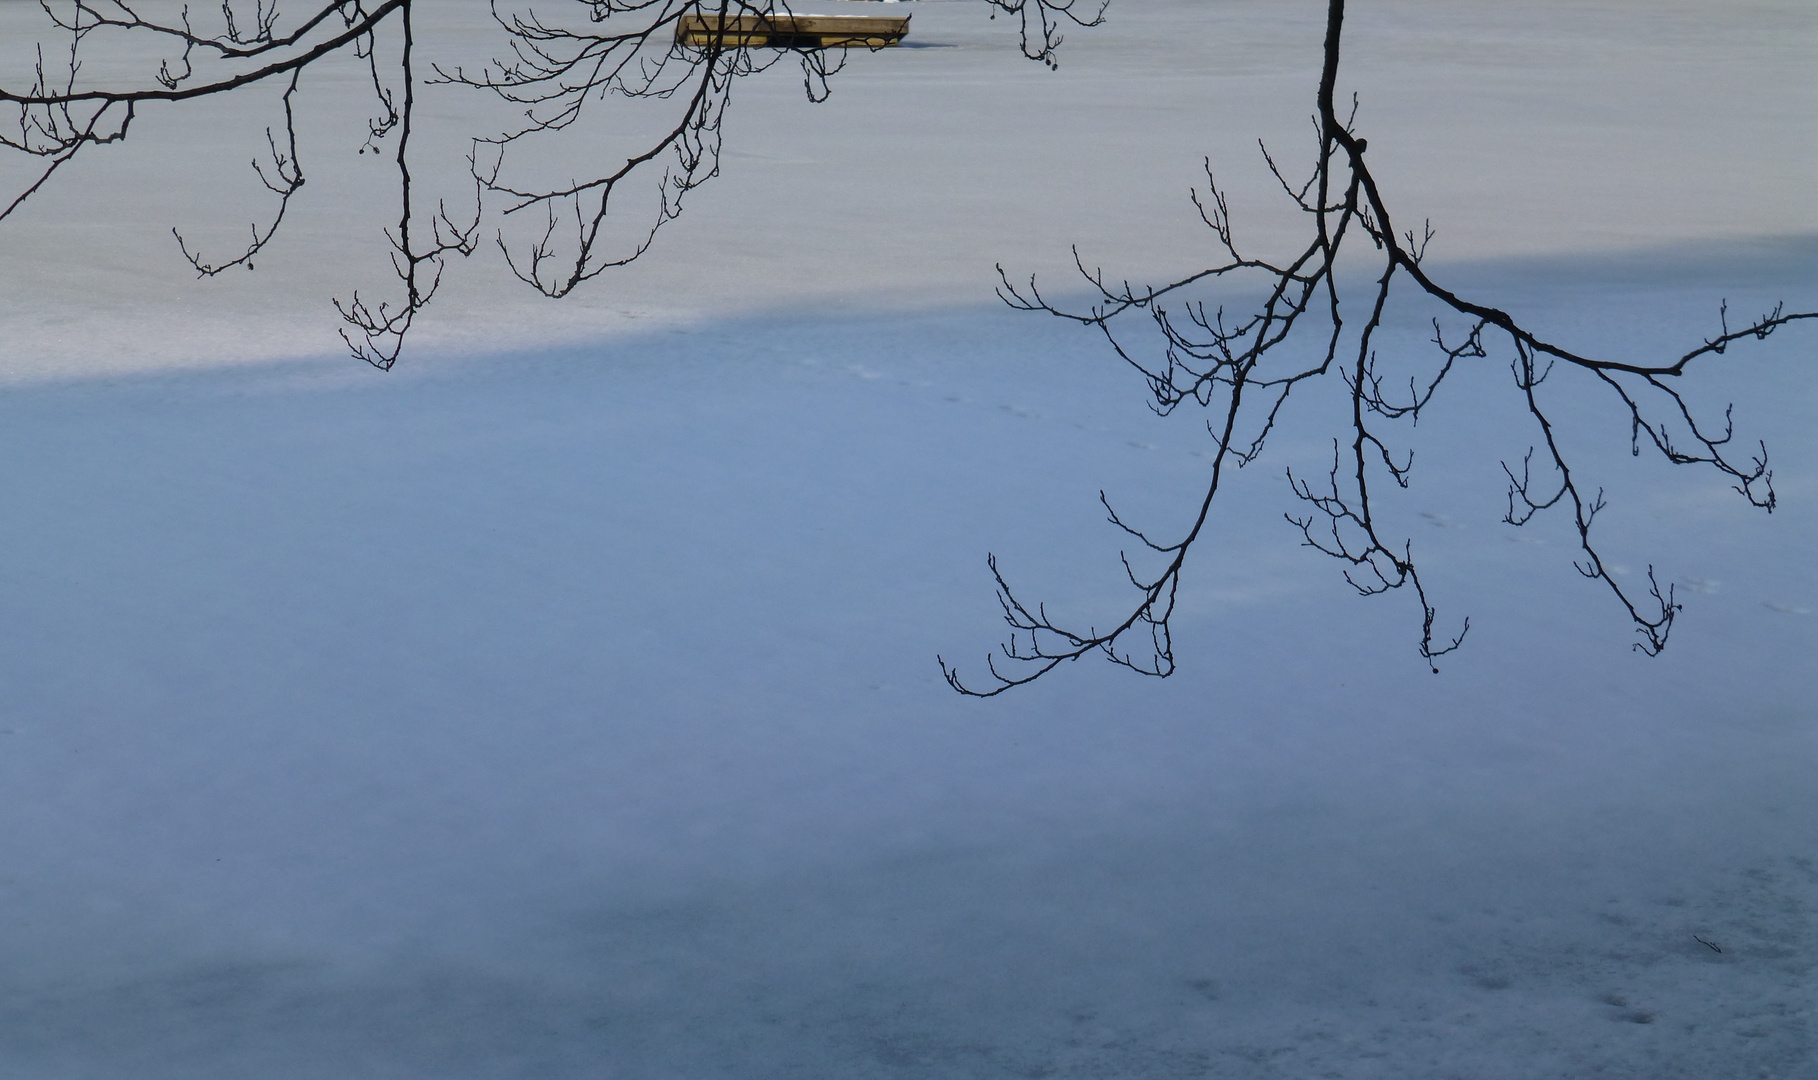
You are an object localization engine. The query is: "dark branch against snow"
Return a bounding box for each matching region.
[940,0,1814,694]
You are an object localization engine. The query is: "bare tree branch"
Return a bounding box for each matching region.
[940,0,1814,695]
[1,0,903,364]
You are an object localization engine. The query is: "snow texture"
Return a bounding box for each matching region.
[0,1,1814,1077]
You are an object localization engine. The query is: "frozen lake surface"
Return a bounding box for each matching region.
[0,1,1813,1076]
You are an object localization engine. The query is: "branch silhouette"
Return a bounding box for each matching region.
[1,0,903,366]
[939,0,1814,696]
[1,2,1807,688]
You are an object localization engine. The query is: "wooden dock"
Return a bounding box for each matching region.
[676,12,911,49]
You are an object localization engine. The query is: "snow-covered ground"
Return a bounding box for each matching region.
[0,2,1814,1077]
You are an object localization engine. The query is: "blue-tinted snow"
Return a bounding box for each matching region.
[0,1,1813,1077]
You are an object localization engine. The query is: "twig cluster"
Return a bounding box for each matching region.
[939,0,1814,695]
[980,0,1107,69]
[433,1,867,301]
[0,0,891,366]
